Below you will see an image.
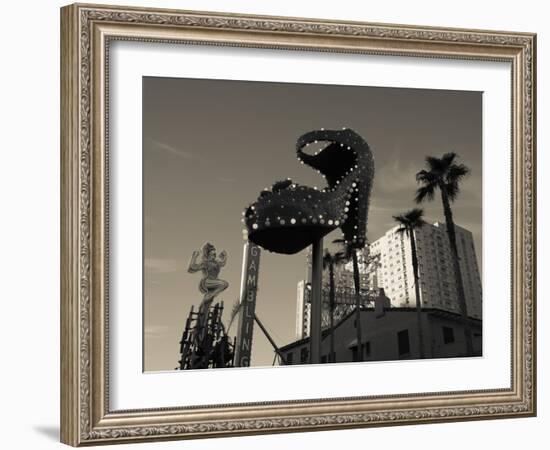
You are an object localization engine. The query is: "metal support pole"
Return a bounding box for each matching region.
[309,237,323,364]
[254,314,286,364]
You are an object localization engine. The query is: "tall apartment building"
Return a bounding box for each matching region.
[370,222,482,319]
[296,221,483,339]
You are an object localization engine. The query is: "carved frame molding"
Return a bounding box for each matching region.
[61,3,536,446]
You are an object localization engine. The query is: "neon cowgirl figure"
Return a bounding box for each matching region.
[187,242,229,318]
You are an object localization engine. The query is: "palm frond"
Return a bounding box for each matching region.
[446,163,469,184]
[405,208,425,226]
[226,298,242,333]
[392,213,407,224]
[445,181,461,202]
[417,151,470,206]
[414,184,436,203]
[424,155,444,172]
[393,208,425,233]
[441,152,458,167]
[392,214,410,234]
[416,169,437,184]
[333,237,353,259]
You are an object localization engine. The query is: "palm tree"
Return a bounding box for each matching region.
[393,208,427,359]
[333,238,364,362]
[323,249,346,363]
[415,152,473,356]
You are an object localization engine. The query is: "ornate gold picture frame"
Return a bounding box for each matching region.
[60,3,536,446]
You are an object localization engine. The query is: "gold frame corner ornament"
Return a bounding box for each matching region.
[60,2,536,446]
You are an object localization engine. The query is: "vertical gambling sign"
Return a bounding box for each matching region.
[234,242,261,367]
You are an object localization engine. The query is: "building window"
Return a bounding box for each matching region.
[351,342,370,361]
[364,341,371,357]
[286,352,294,365]
[442,326,455,344]
[397,329,410,356]
[351,345,359,361]
[300,347,309,363]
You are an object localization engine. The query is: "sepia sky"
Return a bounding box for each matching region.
[143,77,482,371]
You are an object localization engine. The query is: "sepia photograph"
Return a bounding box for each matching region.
[142,76,483,372]
[58,3,536,445]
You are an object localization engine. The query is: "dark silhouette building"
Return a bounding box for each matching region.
[280,293,482,365]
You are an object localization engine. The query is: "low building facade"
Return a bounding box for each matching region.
[281,297,482,365]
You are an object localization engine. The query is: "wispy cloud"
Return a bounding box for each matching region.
[373,155,419,197]
[144,325,170,339]
[217,176,236,183]
[144,258,180,274]
[146,138,198,160]
[372,150,480,209]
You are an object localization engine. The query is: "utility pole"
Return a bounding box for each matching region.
[309,237,323,364]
